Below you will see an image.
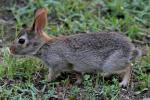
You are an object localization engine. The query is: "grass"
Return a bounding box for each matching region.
[0,0,150,99]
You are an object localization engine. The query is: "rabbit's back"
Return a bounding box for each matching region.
[66,32,132,53]
[38,32,134,73]
[64,32,133,72]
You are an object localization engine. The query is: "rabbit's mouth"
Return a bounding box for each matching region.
[9,45,21,55]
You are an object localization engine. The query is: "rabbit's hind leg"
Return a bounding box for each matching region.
[118,65,131,87]
[102,50,132,87]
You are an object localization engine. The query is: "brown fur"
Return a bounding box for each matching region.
[40,31,55,43]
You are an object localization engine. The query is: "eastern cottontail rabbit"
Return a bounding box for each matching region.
[10,8,143,87]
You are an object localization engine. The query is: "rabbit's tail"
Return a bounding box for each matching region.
[129,47,148,61]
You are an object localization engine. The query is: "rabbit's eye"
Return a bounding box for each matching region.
[18,38,25,44]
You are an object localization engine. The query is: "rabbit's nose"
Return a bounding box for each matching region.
[9,45,16,54]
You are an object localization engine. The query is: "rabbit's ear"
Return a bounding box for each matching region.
[31,8,48,34]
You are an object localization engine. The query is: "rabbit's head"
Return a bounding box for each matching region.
[10,8,53,55]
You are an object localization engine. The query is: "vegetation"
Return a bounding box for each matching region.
[0,0,150,99]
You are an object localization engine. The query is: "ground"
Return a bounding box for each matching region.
[0,0,150,99]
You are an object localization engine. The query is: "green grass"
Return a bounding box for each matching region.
[0,0,150,99]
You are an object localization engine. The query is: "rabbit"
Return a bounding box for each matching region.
[9,8,144,87]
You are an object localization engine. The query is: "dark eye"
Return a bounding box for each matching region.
[18,38,25,44]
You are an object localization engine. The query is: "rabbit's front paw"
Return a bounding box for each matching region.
[48,68,61,81]
[48,73,53,81]
[48,68,55,81]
